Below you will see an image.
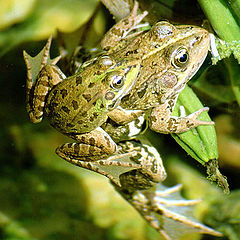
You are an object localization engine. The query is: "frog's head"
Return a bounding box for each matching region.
[142,21,210,102]
[138,22,210,102]
[119,22,210,109]
[102,63,140,110]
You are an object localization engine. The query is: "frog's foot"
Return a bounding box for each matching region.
[119,183,222,240]
[150,105,214,134]
[57,149,141,186]
[24,36,62,123]
[184,107,215,128]
[100,1,148,49]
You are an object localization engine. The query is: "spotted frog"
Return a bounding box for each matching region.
[24,1,212,186]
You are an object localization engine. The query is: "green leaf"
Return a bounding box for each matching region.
[172,85,218,164]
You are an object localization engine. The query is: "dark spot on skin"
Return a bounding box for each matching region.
[60,89,68,99]
[61,106,70,114]
[89,145,96,154]
[80,136,86,142]
[67,123,74,128]
[156,208,163,215]
[136,153,142,160]
[93,112,98,118]
[137,86,147,99]
[50,102,58,109]
[168,118,178,131]
[35,115,43,120]
[151,116,157,122]
[74,144,80,154]
[55,113,61,119]
[76,76,82,85]
[53,90,58,95]
[123,19,129,25]
[100,149,105,155]
[89,116,94,122]
[83,124,88,128]
[168,99,175,110]
[77,120,84,125]
[72,100,79,110]
[121,94,130,102]
[82,94,91,101]
[98,160,104,165]
[88,82,95,88]
[125,49,138,56]
[104,136,111,148]
[81,111,87,117]
[67,143,72,148]
[89,137,95,145]
[87,163,92,169]
[99,144,104,150]
[100,103,104,109]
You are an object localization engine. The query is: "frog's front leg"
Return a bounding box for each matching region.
[108,107,144,125]
[149,100,214,134]
[100,1,148,49]
[56,127,142,186]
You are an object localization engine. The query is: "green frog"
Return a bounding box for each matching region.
[24,1,212,186]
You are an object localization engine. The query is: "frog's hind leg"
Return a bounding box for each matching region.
[23,36,62,123]
[56,127,142,186]
[100,1,148,50]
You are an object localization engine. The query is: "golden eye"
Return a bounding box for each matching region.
[172,47,189,68]
[110,74,124,89]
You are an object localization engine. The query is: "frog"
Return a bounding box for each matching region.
[83,138,221,240]
[24,1,149,186]
[105,20,212,135]
[24,1,212,186]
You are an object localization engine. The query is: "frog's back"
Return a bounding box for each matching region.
[45,71,108,135]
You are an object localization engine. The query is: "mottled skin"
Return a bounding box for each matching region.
[24,2,148,185]
[24,1,212,186]
[107,21,212,135]
[24,2,222,238]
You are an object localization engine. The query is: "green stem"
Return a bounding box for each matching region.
[198,0,240,41]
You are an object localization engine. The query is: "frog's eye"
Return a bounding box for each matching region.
[171,47,189,68]
[110,75,124,89]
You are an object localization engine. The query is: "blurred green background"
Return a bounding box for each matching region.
[0,0,240,239]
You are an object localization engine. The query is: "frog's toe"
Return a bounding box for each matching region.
[23,36,61,85]
[188,107,214,126]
